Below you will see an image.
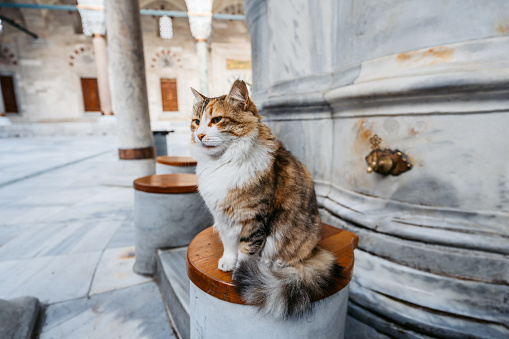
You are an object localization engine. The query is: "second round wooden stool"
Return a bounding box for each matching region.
[133,173,212,276]
[156,156,197,174]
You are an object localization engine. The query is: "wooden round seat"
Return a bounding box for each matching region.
[156,156,197,175]
[187,223,358,304]
[133,174,211,276]
[133,173,198,194]
[157,156,197,167]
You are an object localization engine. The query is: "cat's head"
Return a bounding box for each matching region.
[190,80,261,157]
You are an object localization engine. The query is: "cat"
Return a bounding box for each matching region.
[189,80,342,319]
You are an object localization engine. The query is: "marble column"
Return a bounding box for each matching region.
[105,0,155,185]
[92,33,113,115]
[186,0,213,96]
[77,0,113,115]
[195,39,209,96]
[245,0,509,338]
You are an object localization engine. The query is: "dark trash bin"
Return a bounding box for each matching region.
[152,130,174,156]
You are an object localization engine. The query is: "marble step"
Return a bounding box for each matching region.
[156,247,190,339]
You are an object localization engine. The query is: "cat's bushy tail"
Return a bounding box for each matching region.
[233,247,342,319]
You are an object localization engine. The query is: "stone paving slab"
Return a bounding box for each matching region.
[90,246,151,296]
[107,213,135,249]
[0,136,116,187]
[0,252,102,304]
[0,224,33,247]
[0,136,178,337]
[39,282,176,339]
[0,219,122,261]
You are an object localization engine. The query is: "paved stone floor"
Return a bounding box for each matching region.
[0,136,177,338]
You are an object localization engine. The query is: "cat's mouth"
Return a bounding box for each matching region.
[201,143,219,150]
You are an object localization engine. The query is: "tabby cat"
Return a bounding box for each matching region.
[190,80,341,319]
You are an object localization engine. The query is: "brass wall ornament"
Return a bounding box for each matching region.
[366,134,412,176]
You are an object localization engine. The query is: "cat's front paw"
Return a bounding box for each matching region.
[218,256,237,272]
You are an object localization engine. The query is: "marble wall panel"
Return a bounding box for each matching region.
[330,112,509,212]
[331,0,509,85]
[263,113,333,197]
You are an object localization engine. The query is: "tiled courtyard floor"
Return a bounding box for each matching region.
[0,136,176,338]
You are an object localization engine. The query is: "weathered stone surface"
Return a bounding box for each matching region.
[0,297,40,339]
[39,282,175,339]
[244,0,509,336]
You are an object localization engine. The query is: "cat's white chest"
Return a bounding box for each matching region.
[196,161,249,209]
[192,138,273,222]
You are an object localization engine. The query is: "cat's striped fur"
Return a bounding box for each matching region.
[190,80,342,318]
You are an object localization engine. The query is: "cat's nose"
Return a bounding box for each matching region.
[197,133,206,141]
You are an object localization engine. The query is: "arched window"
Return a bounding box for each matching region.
[159,15,173,39]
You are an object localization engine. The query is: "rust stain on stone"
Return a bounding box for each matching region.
[496,23,509,34]
[397,46,454,65]
[357,119,374,142]
[425,47,454,64]
[354,119,374,154]
[397,52,412,62]
[409,127,419,136]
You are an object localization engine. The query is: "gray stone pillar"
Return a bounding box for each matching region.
[105,0,155,185]
[245,0,509,337]
[92,33,113,115]
[186,0,213,96]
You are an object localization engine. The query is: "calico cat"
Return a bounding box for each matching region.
[190,80,341,319]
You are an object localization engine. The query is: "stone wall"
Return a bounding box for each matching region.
[245,0,509,338]
[0,3,251,129]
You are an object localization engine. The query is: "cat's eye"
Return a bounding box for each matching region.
[211,116,223,124]
[193,119,200,125]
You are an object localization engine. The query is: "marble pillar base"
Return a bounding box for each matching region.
[97,115,116,125]
[0,297,40,339]
[134,190,212,276]
[102,159,155,187]
[190,281,349,339]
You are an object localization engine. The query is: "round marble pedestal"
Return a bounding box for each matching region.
[186,224,358,339]
[190,281,348,339]
[133,174,212,275]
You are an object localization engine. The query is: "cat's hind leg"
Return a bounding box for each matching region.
[237,224,267,263]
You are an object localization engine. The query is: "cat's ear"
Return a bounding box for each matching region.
[227,79,250,110]
[191,87,207,103]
